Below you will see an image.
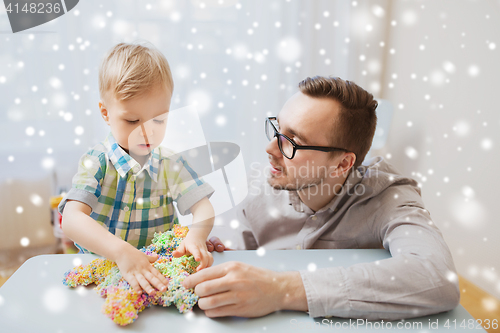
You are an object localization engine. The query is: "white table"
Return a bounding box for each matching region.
[0,249,485,332]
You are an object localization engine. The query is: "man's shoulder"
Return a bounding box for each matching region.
[360,156,419,190]
[357,156,424,208]
[361,156,402,176]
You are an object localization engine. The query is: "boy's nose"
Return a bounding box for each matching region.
[140,123,154,138]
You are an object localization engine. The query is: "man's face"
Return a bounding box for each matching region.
[265,92,344,190]
[100,87,172,162]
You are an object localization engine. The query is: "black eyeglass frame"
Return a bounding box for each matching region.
[266,116,353,160]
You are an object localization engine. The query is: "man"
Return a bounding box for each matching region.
[182,76,460,320]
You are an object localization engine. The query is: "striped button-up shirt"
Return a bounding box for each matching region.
[59,132,214,253]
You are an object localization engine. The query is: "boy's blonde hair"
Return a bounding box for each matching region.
[99,41,174,103]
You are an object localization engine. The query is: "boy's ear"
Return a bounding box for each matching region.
[99,101,110,125]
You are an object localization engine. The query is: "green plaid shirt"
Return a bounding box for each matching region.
[58,132,214,253]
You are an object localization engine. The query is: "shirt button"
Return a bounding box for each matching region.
[133,166,140,173]
[311,215,317,220]
[123,206,129,212]
[296,244,302,250]
[152,199,158,205]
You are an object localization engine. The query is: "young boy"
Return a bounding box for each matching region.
[58,42,215,295]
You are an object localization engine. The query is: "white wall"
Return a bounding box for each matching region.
[374,0,500,299]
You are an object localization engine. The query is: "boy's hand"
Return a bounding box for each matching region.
[114,244,169,295]
[172,235,214,271]
[206,236,234,252]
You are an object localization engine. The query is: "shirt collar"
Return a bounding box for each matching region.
[103,132,160,182]
[288,165,365,214]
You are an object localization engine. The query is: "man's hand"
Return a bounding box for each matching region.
[172,235,214,271]
[205,236,234,252]
[113,244,169,295]
[182,261,308,318]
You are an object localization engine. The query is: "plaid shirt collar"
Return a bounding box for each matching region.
[103,132,160,182]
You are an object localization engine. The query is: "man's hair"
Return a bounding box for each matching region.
[98,41,174,103]
[298,76,378,170]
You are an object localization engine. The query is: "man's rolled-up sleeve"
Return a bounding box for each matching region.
[299,197,460,320]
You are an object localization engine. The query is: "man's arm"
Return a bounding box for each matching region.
[184,200,459,319]
[182,261,308,317]
[299,202,460,320]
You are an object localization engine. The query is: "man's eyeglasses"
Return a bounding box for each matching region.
[265,117,351,160]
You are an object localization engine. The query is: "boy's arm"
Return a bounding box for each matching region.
[187,197,215,240]
[172,197,215,270]
[62,200,125,260]
[62,200,169,294]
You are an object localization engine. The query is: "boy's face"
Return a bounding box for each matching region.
[99,87,172,163]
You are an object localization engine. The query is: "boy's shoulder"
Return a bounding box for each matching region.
[155,146,182,163]
[155,146,199,175]
[85,140,108,157]
[79,139,109,162]
[79,140,109,172]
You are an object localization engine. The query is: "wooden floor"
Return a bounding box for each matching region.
[458,276,500,333]
[0,275,8,288]
[0,267,498,331]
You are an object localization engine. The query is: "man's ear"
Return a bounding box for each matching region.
[331,153,356,177]
[99,101,110,125]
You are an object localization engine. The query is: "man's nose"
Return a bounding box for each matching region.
[265,136,282,159]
